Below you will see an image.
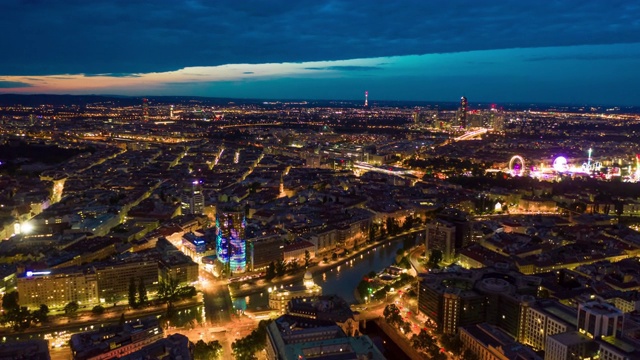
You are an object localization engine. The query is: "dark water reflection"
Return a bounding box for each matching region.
[233,235,417,311]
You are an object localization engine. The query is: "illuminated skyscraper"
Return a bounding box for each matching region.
[181,180,205,215]
[458,96,468,129]
[364,91,368,107]
[413,110,422,123]
[215,207,246,274]
[142,98,149,122]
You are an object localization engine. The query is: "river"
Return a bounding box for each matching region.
[1,233,420,345]
[231,233,419,312]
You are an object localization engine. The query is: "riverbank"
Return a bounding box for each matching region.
[230,227,424,298]
[0,297,203,338]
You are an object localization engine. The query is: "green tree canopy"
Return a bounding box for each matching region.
[64,301,79,317]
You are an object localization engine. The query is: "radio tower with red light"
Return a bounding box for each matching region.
[364,91,369,107]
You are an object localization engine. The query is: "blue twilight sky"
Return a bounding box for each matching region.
[1,0,640,105]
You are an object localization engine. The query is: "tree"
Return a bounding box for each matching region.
[401,321,412,334]
[403,215,414,230]
[158,276,179,303]
[440,334,462,356]
[265,262,276,281]
[304,250,311,267]
[386,217,395,235]
[119,313,126,326]
[128,277,138,309]
[275,259,286,277]
[411,329,434,351]
[383,304,403,328]
[166,301,177,323]
[357,280,371,300]
[64,301,79,317]
[368,224,377,243]
[1,292,19,311]
[232,319,272,360]
[331,253,338,261]
[194,339,223,360]
[288,261,300,274]
[92,305,105,315]
[1,306,32,332]
[137,277,148,308]
[176,286,197,299]
[427,249,443,269]
[33,304,49,323]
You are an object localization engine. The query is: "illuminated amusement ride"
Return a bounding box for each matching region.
[495,149,640,182]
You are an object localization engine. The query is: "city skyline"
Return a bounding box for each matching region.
[1,1,640,105]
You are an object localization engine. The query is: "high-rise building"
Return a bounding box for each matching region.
[364,90,368,107]
[142,98,149,122]
[418,266,540,336]
[523,300,576,351]
[458,96,468,129]
[247,234,284,271]
[413,110,422,123]
[425,220,456,263]
[216,207,247,274]
[577,301,623,338]
[181,180,205,215]
[437,208,472,254]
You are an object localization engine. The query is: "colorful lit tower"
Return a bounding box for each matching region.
[364,91,369,107]
[215,207,246,275]
[142,98,149,122]
[458,96,468,129]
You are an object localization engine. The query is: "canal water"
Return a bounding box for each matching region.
[2,234,418,344]
[232,234,418,312]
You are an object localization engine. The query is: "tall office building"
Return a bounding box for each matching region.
[418,266,539,336]
[216,207,246,274]
[458,96,468,129]
[181,180,205,215]
[425,219,456,263]
[577,301,623,338]
[413,109,422,123]
[142,98,149,122]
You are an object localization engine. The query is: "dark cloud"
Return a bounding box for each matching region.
[0,81,32,88]
[243,72,254,74]
[0,1,639,75]
[305,66,383,71]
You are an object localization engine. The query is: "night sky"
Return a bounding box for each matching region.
[1,0,640,105]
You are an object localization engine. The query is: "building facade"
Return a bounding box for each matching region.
[17,268,99,310]
[216,208,247,274]
[577,301,623,338]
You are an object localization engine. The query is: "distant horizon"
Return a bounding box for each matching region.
[0,92,637,110]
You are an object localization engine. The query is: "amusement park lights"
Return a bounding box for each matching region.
[553,156,568,172]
